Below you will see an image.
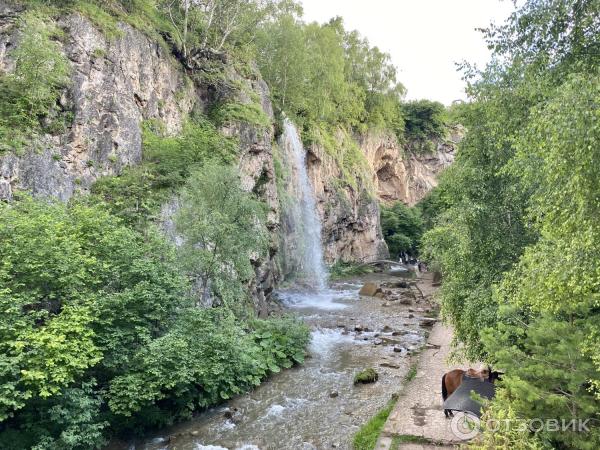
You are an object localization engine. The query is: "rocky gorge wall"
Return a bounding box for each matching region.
[0,2,279,313]
[0,1,457,306]
[301,130,457,265]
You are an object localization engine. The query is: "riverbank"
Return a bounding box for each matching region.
[126,271,438,449]
[375,274,462,449]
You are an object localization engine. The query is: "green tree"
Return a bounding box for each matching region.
[380,202,423,258]
[402,99,446,142]
[421,0,600,447]
[175,164,268,306]
[0,196,189,447]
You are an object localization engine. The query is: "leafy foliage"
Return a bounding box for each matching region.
[0,10,71,152]
[175,163,269,306]
[107,310,308,425]
[92,117,237,229]
[402,100,447,154]
[421,0,600,447]
[255,13,405,135]
[0,196,188,446]
[0,195,309,448]
[380,202,423,258]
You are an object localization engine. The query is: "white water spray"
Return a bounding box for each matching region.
[280,119,328,291]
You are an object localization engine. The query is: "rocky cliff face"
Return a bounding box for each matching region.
[362,130,459,206]
[0,4,195,200]
[0,3,280,313]
[303,140,388,264]
[0,2,456,304]
[301,130,458,265]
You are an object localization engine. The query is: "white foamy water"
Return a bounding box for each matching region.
[280,119,329,291]
[264,404,285,417]
[309,328,359,356]
[278,288,357,311]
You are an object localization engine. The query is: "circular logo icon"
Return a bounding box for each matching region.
[450,413,481,440]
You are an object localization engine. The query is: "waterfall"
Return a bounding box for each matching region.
[280,119,328,291]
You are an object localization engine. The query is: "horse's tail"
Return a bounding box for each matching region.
[441,373,448,401]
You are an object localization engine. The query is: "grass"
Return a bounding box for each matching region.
[390,434,432,449]
[352,357,422,448]
[404,363,418,382]
[352,399,397,450]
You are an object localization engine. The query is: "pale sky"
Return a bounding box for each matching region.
[300,0,517,105]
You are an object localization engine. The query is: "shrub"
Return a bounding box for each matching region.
[92,117,237,229]
[0,10,71,152]
[402,100,446,144]
[0,195,189,446]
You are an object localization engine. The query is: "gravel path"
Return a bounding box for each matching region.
[375,273,468,450]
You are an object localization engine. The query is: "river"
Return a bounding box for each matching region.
[126,271,433,450]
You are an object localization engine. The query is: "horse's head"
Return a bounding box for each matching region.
[486,365,504,382]
[489,370,504,383]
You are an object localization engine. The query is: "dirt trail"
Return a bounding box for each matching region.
[375,273,468,450]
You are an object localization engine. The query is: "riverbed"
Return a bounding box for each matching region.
[127,272,433,450]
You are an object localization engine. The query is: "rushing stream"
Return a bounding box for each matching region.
[130,272,429,450]
[122,120,430,450]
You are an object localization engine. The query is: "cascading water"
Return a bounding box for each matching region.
[280,118,328,291]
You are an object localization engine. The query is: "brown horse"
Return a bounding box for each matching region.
[441,366,502,418]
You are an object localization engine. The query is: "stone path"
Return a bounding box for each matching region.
[375,274,470,450]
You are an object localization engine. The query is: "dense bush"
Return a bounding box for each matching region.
[380,202,423,258]
[0,196,188,447]
[107,310,308,427]
[0,10,71,152]
[0,196,309,448]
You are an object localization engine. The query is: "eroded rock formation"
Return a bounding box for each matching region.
[0,1,458,305]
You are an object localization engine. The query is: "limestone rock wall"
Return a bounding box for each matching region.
[0,5,195,200]
[0,3,280,312]
[362,130,459,207]
[0,1,457,303]
[301,129,458,266]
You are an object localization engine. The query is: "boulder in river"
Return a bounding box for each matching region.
[380,361,401,369]
[358,282,381,297]
[419,318,438,327]
[354,368,379,384]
